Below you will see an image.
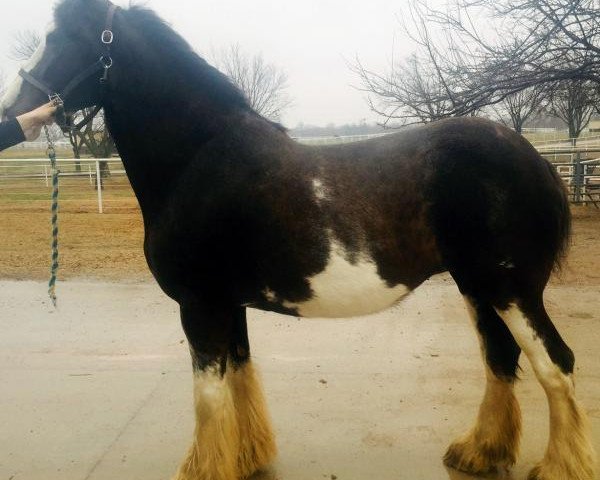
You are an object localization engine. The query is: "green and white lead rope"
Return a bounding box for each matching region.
[44,124,60,307]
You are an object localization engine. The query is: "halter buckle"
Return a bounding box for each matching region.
[100,55,113,69]
[101,30,114,44]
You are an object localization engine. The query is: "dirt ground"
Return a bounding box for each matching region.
[0,178,149,281]
[1,180,599,286]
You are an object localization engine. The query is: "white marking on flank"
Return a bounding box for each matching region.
[283,239,410,318]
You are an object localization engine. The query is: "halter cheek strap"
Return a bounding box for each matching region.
[18,69,55,97]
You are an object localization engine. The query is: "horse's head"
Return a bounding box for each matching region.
[0,0,117,120]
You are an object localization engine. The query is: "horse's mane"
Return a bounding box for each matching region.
[123,6,252,112]
[124,6,287,131]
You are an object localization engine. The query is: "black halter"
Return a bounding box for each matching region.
[18,2,118,131]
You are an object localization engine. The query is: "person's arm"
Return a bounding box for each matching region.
[0,102,57,152]
[0,118,26,152]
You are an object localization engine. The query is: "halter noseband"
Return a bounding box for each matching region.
[18,2,118,131]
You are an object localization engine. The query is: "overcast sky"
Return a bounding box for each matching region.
[0,0,418,127]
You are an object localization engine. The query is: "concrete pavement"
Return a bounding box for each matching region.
[1,277,599,480]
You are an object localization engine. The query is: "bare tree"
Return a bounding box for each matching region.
[355,0,600,123]
[69,110,112,187]
[212,44,292,121]
[67,108,115,181]
[547,80,597,141]
[492,87,548,133]
[352,53,457,125]
[10,30,41,61]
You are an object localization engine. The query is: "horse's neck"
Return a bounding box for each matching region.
[104,78,243,219]
[102,21,250,218]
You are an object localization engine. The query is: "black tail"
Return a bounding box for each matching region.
[543,158,572,272]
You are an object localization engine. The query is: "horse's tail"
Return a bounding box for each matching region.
[544,157,572,272]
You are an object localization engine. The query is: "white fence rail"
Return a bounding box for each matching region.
[2,132,600,212]
[0,158,126,213]
[292,132,393,145]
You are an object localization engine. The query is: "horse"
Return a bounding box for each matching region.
[0,1,595,479]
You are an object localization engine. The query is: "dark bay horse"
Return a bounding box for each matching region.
[0,1,595,479]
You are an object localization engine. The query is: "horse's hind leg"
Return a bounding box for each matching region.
[444,295,522,474]
[495,296,596,480]
[173,303,276,480]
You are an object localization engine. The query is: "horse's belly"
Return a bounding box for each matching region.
[280,241,410,318]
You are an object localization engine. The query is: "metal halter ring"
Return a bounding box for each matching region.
[48,93,64,106]
[100,55,113,69]
[101,30,114,44]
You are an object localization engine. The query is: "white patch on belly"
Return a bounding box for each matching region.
[1,22,53,115]
[283,240,410,318]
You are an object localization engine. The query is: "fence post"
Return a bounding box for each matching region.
[573,152,583,204]
[96,159,104,214]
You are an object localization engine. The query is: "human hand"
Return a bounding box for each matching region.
[16,101,58,141]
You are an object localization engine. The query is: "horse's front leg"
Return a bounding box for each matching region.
[228,307,277,478]
[173,302,276,480]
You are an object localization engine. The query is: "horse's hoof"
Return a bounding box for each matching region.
[527,462,596,480]
[443,436,515,475]
[237,436,277,479]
